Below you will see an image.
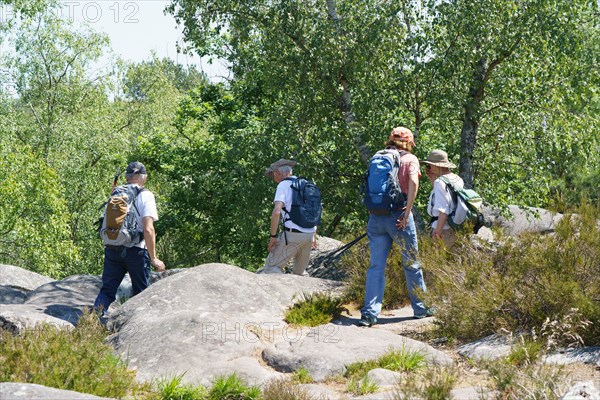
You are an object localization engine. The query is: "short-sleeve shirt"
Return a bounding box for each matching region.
[274,177,316,233]
[427,173,464,230]
[398,153,421,194]
[132,185,159,249]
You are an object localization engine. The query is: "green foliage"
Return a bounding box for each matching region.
[395,366,458,400]
[0,311,145,398]
[207,374,261,400]
[484,360,567,400]
[421,203,600,345]
[339,237,410,310]
[346,376,379,396]
[262,378,314,400]
[291,367,314,384]
[156,373,207,400]
[507,339,544,367]
[344,346,427,381]
[284,292,346,327]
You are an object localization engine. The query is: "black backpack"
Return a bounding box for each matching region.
[283,177,322,229]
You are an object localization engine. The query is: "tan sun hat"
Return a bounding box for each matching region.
[423,150,457,169]
[264,158,298,177]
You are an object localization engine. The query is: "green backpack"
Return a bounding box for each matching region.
[439,176,485,233]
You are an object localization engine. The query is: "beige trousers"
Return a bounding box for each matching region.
[258,231,313,275]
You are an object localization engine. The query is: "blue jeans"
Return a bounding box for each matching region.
[361,211,427,318]
[93,246,151,314]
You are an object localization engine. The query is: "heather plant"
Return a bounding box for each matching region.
[284,292,346,327]
[395,366,458,400]
[262,378,315,400]
[419,204,600,345]
[0,310,147,399]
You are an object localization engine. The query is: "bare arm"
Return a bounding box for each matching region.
[397,171,419,229]
[268,201,284,252]
[433,212,449,240]
[143,216,166,272]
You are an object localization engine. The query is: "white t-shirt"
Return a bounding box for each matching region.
[428,174,463,230]
[274,177,316,233]
[132,185,158,248]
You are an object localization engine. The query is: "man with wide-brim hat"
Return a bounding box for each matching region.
[423,150,463,248]
[258,158,317,275]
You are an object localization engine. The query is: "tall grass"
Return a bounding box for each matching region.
[0,310,146,399]
[344,346,427,380]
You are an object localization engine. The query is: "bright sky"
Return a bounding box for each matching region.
[65,0,229,81]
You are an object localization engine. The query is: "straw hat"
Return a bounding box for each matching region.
[264,158,298,177]
[422,150,456,168]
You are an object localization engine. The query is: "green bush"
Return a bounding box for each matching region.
[291,367,314,384]
[420,203,600,345]
[339,238,411,310]
[284,292,346,327]
[0,310,146,399]
[485,360,567,399]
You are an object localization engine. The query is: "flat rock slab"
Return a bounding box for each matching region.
[263,324,453,382]
[0,383,115,399]
[0,304,73,334]
[483,205,563,235]
[0,264,54,291]
[545,347,600,366]
[23,275,102,324]
[0,285,28,304]
[107,263,343,386]
[457,334,513,361]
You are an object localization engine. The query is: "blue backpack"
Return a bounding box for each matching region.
[283,177,322,228]
[363,149,407,212]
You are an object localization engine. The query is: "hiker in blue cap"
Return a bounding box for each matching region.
[94,162,166,320]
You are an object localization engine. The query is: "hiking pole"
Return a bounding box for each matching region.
[316,232,367,265]
[111,167,121,192]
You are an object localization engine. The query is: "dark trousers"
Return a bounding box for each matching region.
[93,246,150,314]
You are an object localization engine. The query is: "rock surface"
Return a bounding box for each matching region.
[560,380,600,400]
[0,285,28,304]
[263,324,452,381]
[0,264,55,291]
[0,383,115,400]
[545,347,600,366]
[457,334,513,361]
[483,205,563,235]
[107,263,344,386]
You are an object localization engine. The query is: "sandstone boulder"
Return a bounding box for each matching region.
[0,264,54,291]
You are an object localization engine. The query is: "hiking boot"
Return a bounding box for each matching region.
[414,307,436,319]
[357,314,377,327]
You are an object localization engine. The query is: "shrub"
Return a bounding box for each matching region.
[485,360,567,399]
[262,378,314,400]
[345,346,427,380]
[208,373,261,400]
[346,375,379,396]
[284,292,346,327]
[156,373,207,400]
[507,338,544,367]
[291,367,314,384]
[395,366,458,400]
[0,310,145,399]
[339,238,411,310]
[420,203,600,345]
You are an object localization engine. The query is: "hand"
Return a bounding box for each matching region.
[151,257,166,272]
[396,210,409,230]
[311,235,318,250]
[268,237,278,253]
[432,230,443,241]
